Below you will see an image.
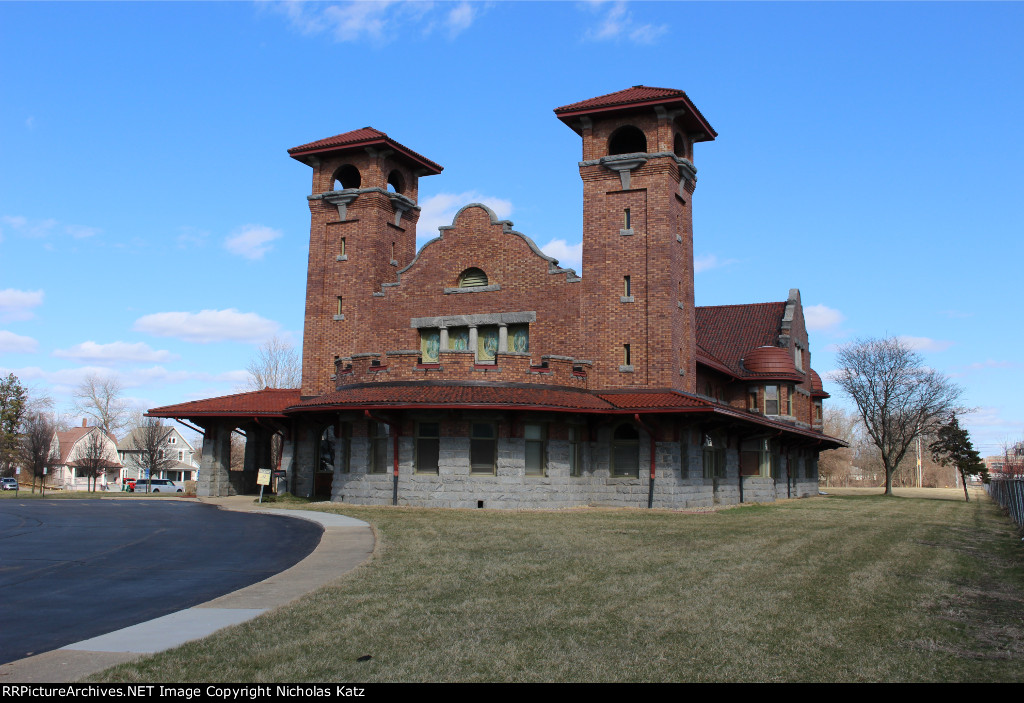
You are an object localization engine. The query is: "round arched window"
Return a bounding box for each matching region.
[332,164,361,190]
[458,268,488,287]
[608,126,647,156]
[387,169,405,194]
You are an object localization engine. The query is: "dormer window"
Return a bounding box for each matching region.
[458,268,488,287]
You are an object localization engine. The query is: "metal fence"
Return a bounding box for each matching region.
[986,479,1024,529]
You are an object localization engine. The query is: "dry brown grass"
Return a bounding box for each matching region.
[92,491,1024,682]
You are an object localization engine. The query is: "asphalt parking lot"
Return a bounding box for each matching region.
[0,499,322,665]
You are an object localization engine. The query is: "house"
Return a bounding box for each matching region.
[148,86,841,508]
[117,425,200,483]
[50,420,121,490]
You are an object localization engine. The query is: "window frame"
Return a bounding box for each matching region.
[470,422,497,475]
[524,423,547,477]
[369,421,390,474]
[611,423,640,478]
[415,422,440,474]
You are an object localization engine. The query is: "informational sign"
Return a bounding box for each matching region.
[257,469,272,486]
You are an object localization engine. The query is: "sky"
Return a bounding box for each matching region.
[1,1,1021,455]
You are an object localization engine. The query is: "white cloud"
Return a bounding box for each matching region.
[0,288,44,322]
[897,335,954,353]
[275,1,479,44]
[1,215,100,240]
[0,330,38,353]
[445,2,475,38]
[64,224,100,239]
[133,309,281,344]
[224,224,283,260]
[52,341,178,365]
[540,239,583,272]
[694,254,737,273]
[583,1,668,44]
[804,304,845,331]
[417,192,514,240]
[967,359,1018,370]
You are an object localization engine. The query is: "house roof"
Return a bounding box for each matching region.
[288,126,443,175]
[554,86,717,141]
[293,382,614,412]
[55,427,91,465]
[147,388,302,419]
[695,302,787,378]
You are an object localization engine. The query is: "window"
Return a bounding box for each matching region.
[416,422,439,474]
[623,276,631,297]
[340,237,346,256]
[608,125,647,155]
[458,268,488,287]
[611,424,639,477]
[569,425,584,476]
[814,401,823,422]
[470,423,496,474]
[785,384,794,416]
[624,208,631,229]
[702,432,726,479]
[390,242,395,261]
[524,423,546,476]
[333,164,360,190]
[764,385,780,416]
[448,327,469,351]
[336,296,343,316]
[168,436,176,444]
[420,329,440,363]
[508,324,529,353]
[794,346,803,371]
[748,388,758,412]
[157,449,164,460]
[369,422,389,474]
[338,423,351,473]
[477,326,498,363]
[177,450,183,461]
[623,344,631,366]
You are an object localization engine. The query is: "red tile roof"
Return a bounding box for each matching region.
[147,388,301,419]
[293,383,613,412]
[695,302,787,378]
[288,127,443,175]
[554,86,717,140]
[597,391,709,410]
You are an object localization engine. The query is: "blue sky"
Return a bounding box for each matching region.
[1,1,1021,455]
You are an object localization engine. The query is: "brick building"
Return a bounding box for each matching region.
[149,86,840,508]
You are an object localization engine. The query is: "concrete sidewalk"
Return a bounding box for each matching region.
[0,496,375,683]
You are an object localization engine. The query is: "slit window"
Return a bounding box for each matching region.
[340,237,346,256]
[623,275,631,297]
[623,344,631,366]
[336,296,343,316]
[624,208,631,230]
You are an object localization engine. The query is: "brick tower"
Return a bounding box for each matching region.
[555,87,717,392]
[288,128,443,397]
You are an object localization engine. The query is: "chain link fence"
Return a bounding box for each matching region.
[986,479,1024,529]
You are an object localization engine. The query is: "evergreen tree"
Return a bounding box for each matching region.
[930,413,987,502]
[0,373,28,476]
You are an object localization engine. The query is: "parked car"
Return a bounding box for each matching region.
[132,478,183,493]
[1,477,17,491]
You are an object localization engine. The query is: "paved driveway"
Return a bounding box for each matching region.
[0,499,322,665]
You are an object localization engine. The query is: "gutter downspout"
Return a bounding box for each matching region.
[365,410,400,506]
[633,414,659,509]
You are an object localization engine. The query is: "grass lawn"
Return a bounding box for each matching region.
[92,490,1024,682]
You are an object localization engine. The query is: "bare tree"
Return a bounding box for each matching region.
[1002,440,1024,478]
[73,374,130,436]
[76,429,116,492]
[818,407,860,487]
[834,337,963,496]
[20,412,57,493]
[245,336,301,391]
[125,418,177,493]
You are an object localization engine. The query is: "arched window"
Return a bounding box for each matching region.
[611,424,640,477]
[458,267,488,287]
[332,164,361,190]
[673,132,688,158]
[608,125,647,156]
[387,169,405,194]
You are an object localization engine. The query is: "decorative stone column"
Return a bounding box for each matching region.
[439,326,449,352]
[498,324,508,353]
